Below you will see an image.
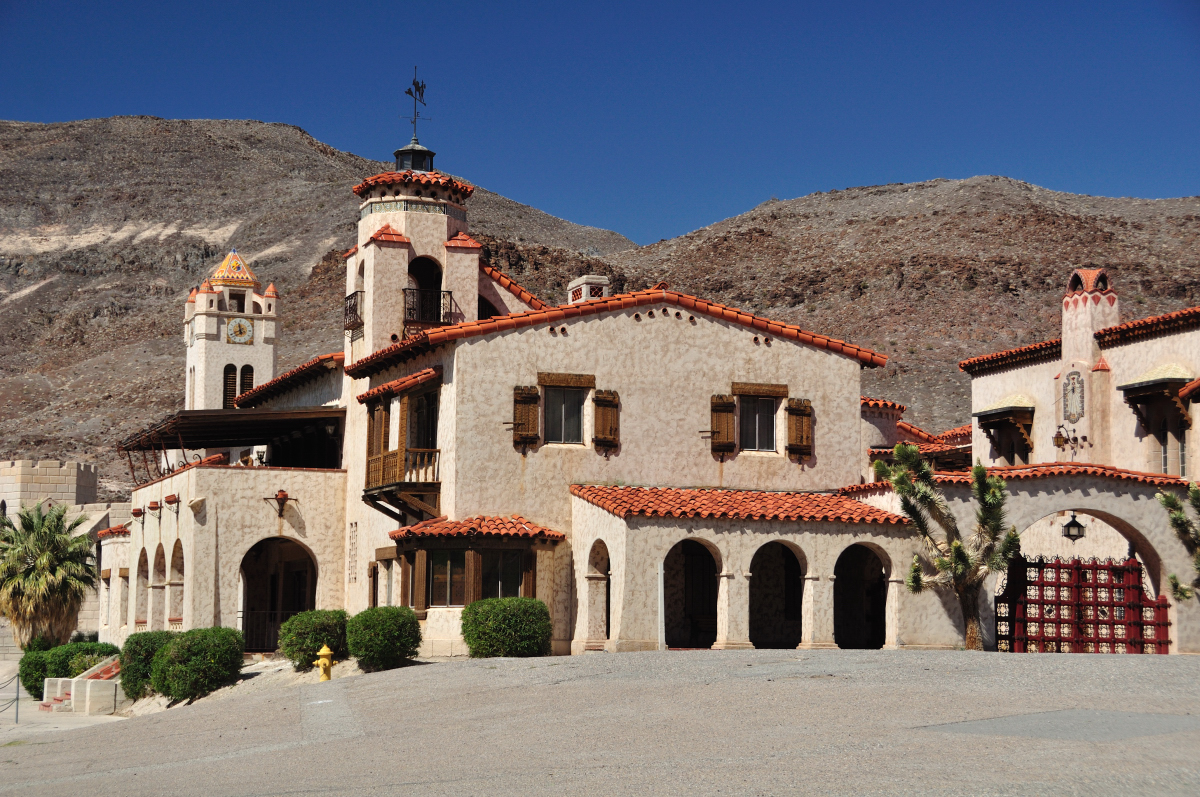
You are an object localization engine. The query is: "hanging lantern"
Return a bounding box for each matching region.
[1053,429,1068,449]
[1062,512,1086,542]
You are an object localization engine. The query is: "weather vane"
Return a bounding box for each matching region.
[402,67,431,141]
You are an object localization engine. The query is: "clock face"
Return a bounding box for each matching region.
[227,318,254,345]
[1063,371,1085,423]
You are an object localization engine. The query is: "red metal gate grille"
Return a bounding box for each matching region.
[995,555,1171,654]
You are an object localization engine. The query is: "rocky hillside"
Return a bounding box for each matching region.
[3,117,1199,498]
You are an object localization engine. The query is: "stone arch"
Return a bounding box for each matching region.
[583,539,611,649]
[749,541,805,649]
[135,548,149,630]
[833,543,889,650]
[151,544,167,631]
[663,538,721,648]
[238,536,318,652]
[408,256,443,292]
[169,539,185,625]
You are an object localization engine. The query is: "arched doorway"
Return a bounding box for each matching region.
[239,538,317,652]
[584,540,610,650]
[749,542,805,649]
[135,549,149,631]
[169,540,185,629]
[151,545,167,631]
[833,544,887,650]
[664,540,719,649]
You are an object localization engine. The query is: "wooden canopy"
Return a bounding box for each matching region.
[118,408,346,452]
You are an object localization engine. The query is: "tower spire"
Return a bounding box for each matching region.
[396,67,436,171]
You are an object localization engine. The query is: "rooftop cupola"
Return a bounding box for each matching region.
[395,137,435,172]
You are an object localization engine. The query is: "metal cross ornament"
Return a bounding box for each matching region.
[402,67,431,139]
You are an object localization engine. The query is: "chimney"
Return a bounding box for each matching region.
[567,275,611,305]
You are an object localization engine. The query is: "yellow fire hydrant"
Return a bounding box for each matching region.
[313,644,337,681]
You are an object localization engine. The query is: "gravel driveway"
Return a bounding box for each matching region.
[0,649,1197,795]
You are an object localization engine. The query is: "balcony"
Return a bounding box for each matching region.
[344,290,365,331]
[403,289,452,334]
[364,448,441,522]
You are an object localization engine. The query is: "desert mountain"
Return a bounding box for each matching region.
[3,117,1199,498]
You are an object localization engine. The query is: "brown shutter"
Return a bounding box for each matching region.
[592,390,620,452]
[394,395,408,454]
[513,386,540,446]
[787,398,814,457]
[711,395,736,453]
[413,549,428,620]
[379,401,392,454]
[223,365,237,409]
[522,550,537,598]
[465,549,482,605]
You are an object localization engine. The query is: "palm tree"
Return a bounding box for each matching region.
[0,501,96,648]
[874,444,1021,650]
[1156,483,1200,602]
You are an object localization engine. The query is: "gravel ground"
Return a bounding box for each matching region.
[0,650,1197,796]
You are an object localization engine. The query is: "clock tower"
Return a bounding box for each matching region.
[184,250,279,410]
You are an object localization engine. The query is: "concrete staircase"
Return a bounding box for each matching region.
[39,655,130,715]
[0,620,22,663]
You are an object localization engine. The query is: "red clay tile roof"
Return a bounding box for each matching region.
[1095,305,1200,348]
[343,244,358,259]
[935,424,972,444]
[357,366,441,404]
[959,338,1062,377]
[368,224,410,245]
[352,170,475,199]
[1092,356,1111,372]
[389,514,564,541]
[235,352,344,408]
[861,396,906,412]
[444,232,482,249]
[198,279,217,294]
[263,283,278,299]
[896,420,939,443]
[479,262,547,311]
[838,462,1188,495]
[346,288,887,378]
[97,523,130,539]
[1180,377,1200,403]
[569,485,909,525]
[186,288,197,304]
[871,442,966,456]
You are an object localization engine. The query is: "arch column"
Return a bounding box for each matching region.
[885,577,902,649]
[583,573,609,650]
[798,573,837,648]
[713,571,753,650]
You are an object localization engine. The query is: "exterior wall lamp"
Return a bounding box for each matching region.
[263,489,298,518]
[1062,512,1086,542]
[1053,424,1088,454]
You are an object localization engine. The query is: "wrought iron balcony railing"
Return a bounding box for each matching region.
[344,291,365,331]
[403,289,452,326]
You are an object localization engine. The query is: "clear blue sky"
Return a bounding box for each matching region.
[3,1,1199,244]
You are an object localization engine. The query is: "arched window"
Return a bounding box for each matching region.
[223,364,237,409]
[240,365,254,395]
[478,296,500,321]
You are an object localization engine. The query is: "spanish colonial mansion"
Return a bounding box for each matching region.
[37,136,1197,657]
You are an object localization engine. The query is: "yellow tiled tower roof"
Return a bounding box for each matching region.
[209,249,260,290]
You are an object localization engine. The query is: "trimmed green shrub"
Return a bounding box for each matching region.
[346,606,421,671]
[67,653,105,678]
[24,636,54,652]
[45,642,119,679]
[120,631,177,700]
[461,598,551,658]
[69,631,99,644]
[278,610,349,671]
[150,627,244,702]
[18,651,48,700]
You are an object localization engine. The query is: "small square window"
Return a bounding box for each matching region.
[428,550,466,607]
[481,550,523,599]
[545,387,584,444]
[739,396,777,452]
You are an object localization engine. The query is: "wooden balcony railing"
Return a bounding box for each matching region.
[366,448,439,489]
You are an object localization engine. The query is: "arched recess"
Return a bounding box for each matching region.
[833,544,889,650]
[584,540,611,649]
[223,364,237,409]
[135,549,149,629]
[407,256,442,292]
[151,544,167,631]
[169,540,185,626]
[239,365,254,395]
[239,537,318,652]
[749,541,806,649]
[664,539,721,649]
[479,295,501,321]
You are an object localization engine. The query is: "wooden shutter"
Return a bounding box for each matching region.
[513,386,540,446]
[222,365,237,409]
[787,398,814,457]
[711,395,736,453]
[239,365,254,394]
[593,390,620,452]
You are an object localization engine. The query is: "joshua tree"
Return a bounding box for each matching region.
[0,501,96,648]
[874,444,1021,650]
[1156,483,1200,602]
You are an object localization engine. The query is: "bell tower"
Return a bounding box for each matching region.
[185,250,279,409]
